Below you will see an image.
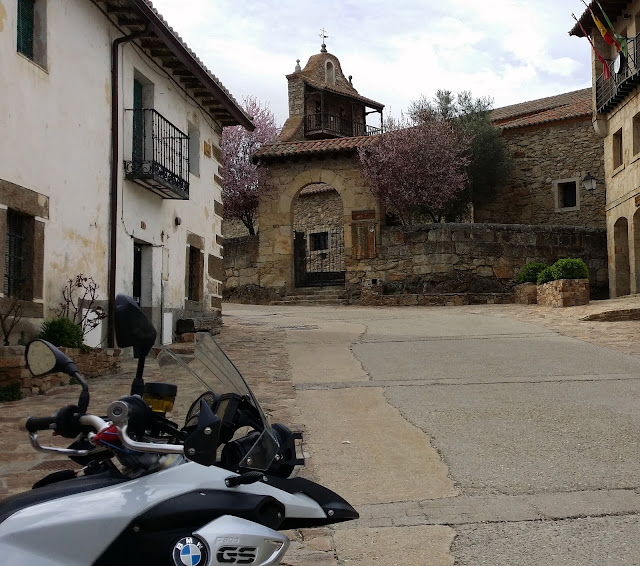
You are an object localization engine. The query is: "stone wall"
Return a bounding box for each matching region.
[475,120,605,228]
[223,223,609,302]
[348,223,608,299]
[537,279,590,308]
[0,346,123,398]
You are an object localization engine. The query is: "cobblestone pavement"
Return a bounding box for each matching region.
[3,296,640,565]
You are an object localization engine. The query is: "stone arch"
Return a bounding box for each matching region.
[325,60,335,85]
[614,216,631,297]
[633,209,640,293]
[257,165,379,291]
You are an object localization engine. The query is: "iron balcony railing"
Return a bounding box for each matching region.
[124,109,189,200]
[304,113,382,138]
[596,35,640,114]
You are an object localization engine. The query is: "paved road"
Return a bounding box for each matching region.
[224,303,640,565]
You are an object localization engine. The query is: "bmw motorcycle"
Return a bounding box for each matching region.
[0,295,358,565]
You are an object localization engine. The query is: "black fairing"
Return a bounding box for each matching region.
[93,490,285,566]
[265,476,359,528]
[0,472,127,526]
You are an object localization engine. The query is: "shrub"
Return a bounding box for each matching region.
[537,267,556,285]
[0,382,22,403]
[551,258,589,280]
[38,317,84,348]
[516,262,548,284]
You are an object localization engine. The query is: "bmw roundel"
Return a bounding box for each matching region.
[172,536,209,566]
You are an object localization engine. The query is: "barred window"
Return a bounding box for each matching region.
[187,246,201,301]
[17,0,35,59]
[4,210,28,297]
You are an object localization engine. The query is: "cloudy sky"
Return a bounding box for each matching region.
[150,0,593,127]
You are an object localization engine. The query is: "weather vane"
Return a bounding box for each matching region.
[320,28,328,52]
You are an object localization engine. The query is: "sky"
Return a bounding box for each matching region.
[149,0,593,128]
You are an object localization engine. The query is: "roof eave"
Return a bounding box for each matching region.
[130,0,254,130]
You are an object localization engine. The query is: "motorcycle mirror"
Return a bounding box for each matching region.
[114,294,157,356]
[26,339,75,376]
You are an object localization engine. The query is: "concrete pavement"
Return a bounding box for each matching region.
[4,296,640,564]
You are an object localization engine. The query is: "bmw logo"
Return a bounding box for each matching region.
[172,536,209,566]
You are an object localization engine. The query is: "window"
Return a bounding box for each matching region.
[17,0,46,67]
[310,232,328,251]
[633,113,640,156]
[553,178,580,212]
[325,61,335,85]
[3,210,36,298]
[188,122,200,176]
[187,245,202,301]
[613,127,624,169]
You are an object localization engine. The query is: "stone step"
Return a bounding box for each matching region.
[289,286,346,296]
[270,298,349,306]
[285,292,346,300]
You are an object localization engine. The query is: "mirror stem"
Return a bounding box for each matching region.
[73,371,90,413]
[131,355,146,397]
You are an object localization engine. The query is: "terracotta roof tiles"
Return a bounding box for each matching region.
[491,88,592,130]
[253,135,376,162]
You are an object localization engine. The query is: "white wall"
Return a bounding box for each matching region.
[0,0,225,341]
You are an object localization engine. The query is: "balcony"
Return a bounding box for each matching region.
[304,113,382,139]
[124,109,189,200]
[596,35,640,115]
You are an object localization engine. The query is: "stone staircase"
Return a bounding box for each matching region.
[270,286,349,306]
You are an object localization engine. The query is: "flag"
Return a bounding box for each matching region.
[573,14,611,80]
[582,0,622,52]
[595,0,628,57]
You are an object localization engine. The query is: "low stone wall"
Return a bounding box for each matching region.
[0,346,123,399]
[222,223,609,304]
[537,279,590,308]
[348,223,608,300]
[223,235,260,294]
[514,283,538,304]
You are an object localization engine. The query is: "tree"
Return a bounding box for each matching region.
[408,90,512,215]
[222,96,277,235]
[358,115,470,224]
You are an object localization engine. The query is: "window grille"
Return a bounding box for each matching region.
[17,0,35,59]
[4,210,27,297]
[187,246,200,301]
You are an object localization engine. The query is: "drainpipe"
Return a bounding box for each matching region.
[108,29,147,347]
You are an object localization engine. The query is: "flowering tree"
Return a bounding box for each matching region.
[358,115,470,224]
[222,96,277,235]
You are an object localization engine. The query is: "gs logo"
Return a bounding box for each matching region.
[216,545,258,564]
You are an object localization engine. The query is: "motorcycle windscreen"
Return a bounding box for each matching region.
[155,333,279,471]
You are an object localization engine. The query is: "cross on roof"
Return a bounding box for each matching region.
[320,28,328,52]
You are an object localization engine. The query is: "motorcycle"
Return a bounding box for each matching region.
[0,294,358,565]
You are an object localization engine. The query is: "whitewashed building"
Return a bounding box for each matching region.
[0,0,253,345]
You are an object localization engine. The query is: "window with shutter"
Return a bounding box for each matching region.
[17,0,35,60]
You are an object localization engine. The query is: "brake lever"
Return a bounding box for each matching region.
[225,471,265,488]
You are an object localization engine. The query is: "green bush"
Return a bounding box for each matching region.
[551,258,589,280]
[537,267,556,285]
[0,382,22,403]
[516,262,548,284]
[38,317,84,348]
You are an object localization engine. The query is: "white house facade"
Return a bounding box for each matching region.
[0,0,253,345]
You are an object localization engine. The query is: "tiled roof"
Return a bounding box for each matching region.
[569,1,628,37]
[118,0,253,128]
[253,135,376,162]
[492,89,592,130]
[301,77,385,110]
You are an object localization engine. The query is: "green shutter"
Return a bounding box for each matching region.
[132,80,144,161]
[17,0,35,60]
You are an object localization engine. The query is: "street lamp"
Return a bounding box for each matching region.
[582,172,597,191]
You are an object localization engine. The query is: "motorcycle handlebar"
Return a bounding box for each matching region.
[23,415,57,433]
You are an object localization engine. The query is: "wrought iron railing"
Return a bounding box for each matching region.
[304,113,382,138]
[596,35,640,114]
[124,109,189,199]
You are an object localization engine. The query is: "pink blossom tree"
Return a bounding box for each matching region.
[222,96,277,235]
[358,116,470,224]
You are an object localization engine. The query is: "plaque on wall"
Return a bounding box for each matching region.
[635,194,640,207]
[352,209,375,221]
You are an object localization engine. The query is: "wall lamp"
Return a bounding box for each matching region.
[582,172,597,191]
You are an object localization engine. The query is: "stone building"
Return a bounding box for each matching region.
[251,45,385,291]
[571,1,640,298]
[0,0,252,345]
[481,89,606,228]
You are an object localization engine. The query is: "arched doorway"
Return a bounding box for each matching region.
[614,216,631,296]
[292,183,345,287]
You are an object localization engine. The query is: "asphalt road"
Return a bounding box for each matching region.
[225,303,640,565]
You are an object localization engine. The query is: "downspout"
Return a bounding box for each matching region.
[109,29,148,347]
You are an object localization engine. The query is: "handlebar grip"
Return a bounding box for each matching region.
[23,415,57,433]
